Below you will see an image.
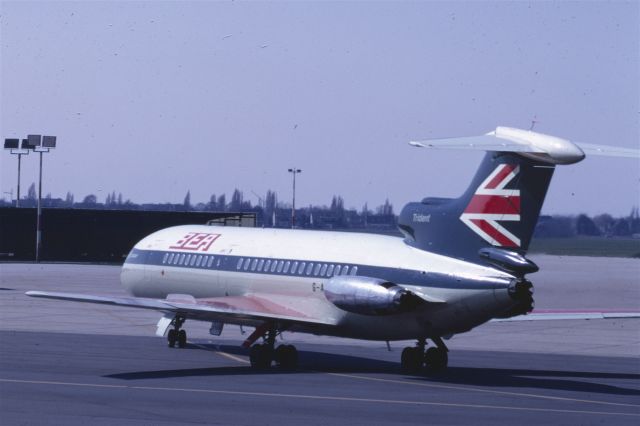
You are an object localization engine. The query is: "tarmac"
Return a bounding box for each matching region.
[0,256,639,425]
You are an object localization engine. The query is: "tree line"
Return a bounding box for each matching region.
[0,185,397,231]
[2,184,638,236]
[534,209,640,238]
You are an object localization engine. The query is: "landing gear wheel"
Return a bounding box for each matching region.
[178,330,187,348]
[275,344,298,369]
[167,329,177,348]
[249,344,272,369]
[401,347,423,373]
[424,347,448,372]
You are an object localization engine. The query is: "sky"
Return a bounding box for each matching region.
[1,0,638,216]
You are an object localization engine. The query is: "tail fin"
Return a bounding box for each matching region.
[398,126,637,265]
[399,151,555,261]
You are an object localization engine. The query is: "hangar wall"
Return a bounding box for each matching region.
[0,208,255,263]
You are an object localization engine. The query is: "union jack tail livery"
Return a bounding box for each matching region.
[400,125,640,266]
[396,127,582,265]
[460,163,522,248]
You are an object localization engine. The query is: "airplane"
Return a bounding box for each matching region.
[27,126,640,372]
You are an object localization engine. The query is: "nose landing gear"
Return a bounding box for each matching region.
[167,315,187,348]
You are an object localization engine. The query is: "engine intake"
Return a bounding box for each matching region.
[324,275,422,315]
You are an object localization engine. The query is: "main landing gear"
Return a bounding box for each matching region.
[401,337,448,373]
[248,327,298,370]
[167,315,187,348]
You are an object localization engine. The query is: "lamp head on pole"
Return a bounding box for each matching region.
[42,136,57,148]
[27,135,42,149]
[4,139,19,149]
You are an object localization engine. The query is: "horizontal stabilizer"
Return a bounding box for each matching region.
[409,134,545,153]
[575,142,640,159]
[410,126,639,165]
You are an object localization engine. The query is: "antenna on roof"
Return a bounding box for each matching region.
[529,115,539,131]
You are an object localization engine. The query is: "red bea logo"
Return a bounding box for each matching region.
[169,232,221,252]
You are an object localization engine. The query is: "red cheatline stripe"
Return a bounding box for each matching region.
[470,219,517,247]
[464,195,520,214]
[484,164,516,189]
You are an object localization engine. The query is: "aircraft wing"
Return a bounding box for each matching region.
[491,310,640,322]
[25,291,339,327]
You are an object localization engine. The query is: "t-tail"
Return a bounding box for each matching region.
[398,126,639,272]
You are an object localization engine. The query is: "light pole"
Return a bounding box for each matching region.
[287,168,301,228]
[3,138,30,207]
[26,134,57,262]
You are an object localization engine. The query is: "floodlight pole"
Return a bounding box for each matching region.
[36,150,43,262]
[33,146,53,263]
[16,152,23,207]
[29,134,56,263]
[288,168,301,228]
[6,147,29,208]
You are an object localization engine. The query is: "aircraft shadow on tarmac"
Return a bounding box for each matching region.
[105,343,640,397]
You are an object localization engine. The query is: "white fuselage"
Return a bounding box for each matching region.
[121,225,517,340]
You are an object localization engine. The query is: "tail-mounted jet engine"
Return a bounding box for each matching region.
[496,278,535,318]
[324,275,422,315]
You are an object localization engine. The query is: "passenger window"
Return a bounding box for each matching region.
[270,261,278,272]
[162,253,168,264]
[216,258,221,268]
[264,260,272,272]
[207,256,214,268]
[190,255,197,266]
[284,261,290,273]
[305,263,313,275]
[243,258,251,270]
[251,259,258,271]
[195,256,202,267]
[298,262,306,274]
[257,259,264,271]
[185,254,191,265]
[320,264,327,276]
[291,261,298,274]
[334,265,341,275]
[313,263,321,276]
[168,253,175,264]
[342,266,349,275]
[178,254,185,265]
[350,266,358,275]
[237,258,244,270]
[327,264,334,276]
[277,260,284,273]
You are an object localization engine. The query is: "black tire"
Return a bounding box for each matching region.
[178,330,187,348]
[285,345,298,369]
[401,347,422,373]
[167,329,177,348]
[274,345,286,366]
[250,344,271,369]
[276,345,298,369]
[425,347,448,372]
